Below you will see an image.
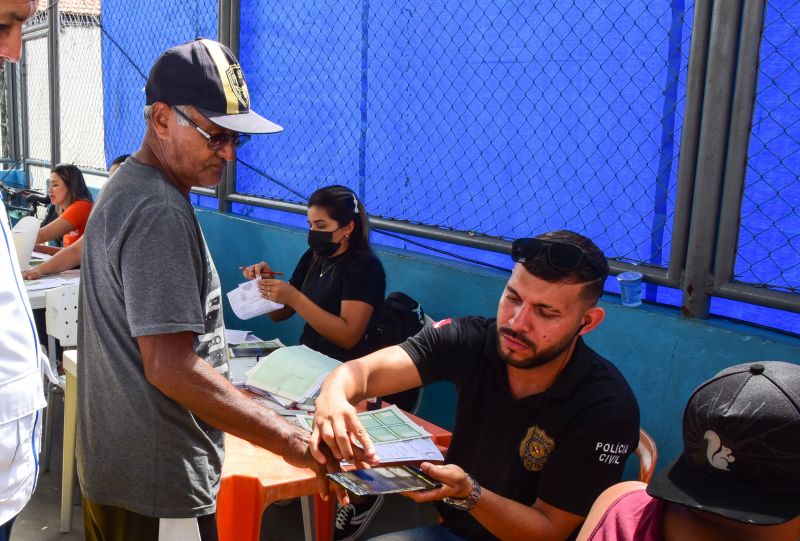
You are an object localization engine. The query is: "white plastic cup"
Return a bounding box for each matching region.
[617,271,643,307]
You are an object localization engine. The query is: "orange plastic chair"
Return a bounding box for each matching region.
[635,428,658,483]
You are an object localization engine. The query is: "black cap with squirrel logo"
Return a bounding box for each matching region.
[647,361,800,525]
[145,38,282,135]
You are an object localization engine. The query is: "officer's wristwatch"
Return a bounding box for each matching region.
[443,473,481,511]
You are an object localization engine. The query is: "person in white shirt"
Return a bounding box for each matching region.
[0,2,48,539]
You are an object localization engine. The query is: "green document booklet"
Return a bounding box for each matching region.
[245,345,341,402]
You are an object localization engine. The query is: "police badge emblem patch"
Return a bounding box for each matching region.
[519,425,555,472]
[226,64,250,109]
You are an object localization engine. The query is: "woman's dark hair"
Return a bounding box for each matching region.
[307,184,372,255]
[51,163,92,210]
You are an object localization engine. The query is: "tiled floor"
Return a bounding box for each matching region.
[12,395,84,541]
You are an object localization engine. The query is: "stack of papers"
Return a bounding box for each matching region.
[24,275,79,291]
[244,345,341,404]
[226,280,284,320]
[225,329,261,345]
[295,405,444,463]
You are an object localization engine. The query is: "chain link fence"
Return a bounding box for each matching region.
[59,8,105,183]
[8,0,217,216]
[101,0,219,164]
[236,0,694,270]
[6,0,799,327]
[23,10,51,193]
[736,0,800,295]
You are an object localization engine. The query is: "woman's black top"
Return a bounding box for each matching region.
[288,248,386,361]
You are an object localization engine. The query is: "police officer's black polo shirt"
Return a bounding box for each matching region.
[400,316,640,541]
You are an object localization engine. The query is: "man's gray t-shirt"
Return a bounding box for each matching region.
[77,157,228,517]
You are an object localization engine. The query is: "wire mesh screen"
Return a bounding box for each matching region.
[24,34,50,191]
[59,8,105,172]
[236,0,693,268]
[736,0,800,294]
[101,0,218,164]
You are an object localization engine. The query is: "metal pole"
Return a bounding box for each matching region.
[48,0,60,168]
[224,192,674,285]
[224,0,240,212]
[715,282,799,314]
[22,28,48,41]
[4,62,19,164]
[18,40,30,185]
[216,0,235,213]
[681,0,744,318]
[25,158,51,168]
[666,0,713,287]
[229,0,240,56]
[218,0,231,47]
[712,0,766,291]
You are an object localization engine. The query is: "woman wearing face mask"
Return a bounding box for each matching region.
[242,185,386,361]
[35,164,93,247]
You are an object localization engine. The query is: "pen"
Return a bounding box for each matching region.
[238,266,284,277]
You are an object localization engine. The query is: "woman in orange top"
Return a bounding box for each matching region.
[35,164,93,247]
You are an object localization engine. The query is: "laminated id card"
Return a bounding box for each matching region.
[327,465,442,496]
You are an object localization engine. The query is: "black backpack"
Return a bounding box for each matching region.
[370,291,426,350]
[365,292,426,412]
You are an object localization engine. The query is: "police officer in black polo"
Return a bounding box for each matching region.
[312,230,640,541]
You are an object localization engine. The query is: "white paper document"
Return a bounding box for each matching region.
[295,406,443,463]
[296,405,431,443]
[225,329,257,344]
[30,250,53,261]
[24,276,71,291]
[226,280,284,320]
[371,438,444,463]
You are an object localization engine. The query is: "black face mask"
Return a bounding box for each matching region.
[308,229,340,257]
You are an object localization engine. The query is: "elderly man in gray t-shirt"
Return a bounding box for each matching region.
[77,39,349,540]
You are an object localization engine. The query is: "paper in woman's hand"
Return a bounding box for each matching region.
[226,280,284,320]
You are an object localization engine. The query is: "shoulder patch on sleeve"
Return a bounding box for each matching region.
[433,318,453,329]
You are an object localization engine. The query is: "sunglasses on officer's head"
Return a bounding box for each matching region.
[511,237,605,277]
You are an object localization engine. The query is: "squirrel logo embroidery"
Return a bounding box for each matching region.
[704,430,735,470]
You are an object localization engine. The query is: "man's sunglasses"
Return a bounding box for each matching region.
[511,237,605,277]
[172,106,251,150]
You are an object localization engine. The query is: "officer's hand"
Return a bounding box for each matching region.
[402,463,472,502]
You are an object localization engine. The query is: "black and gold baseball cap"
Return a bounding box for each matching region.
[647,361,800,525]
[145,38,282,134]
